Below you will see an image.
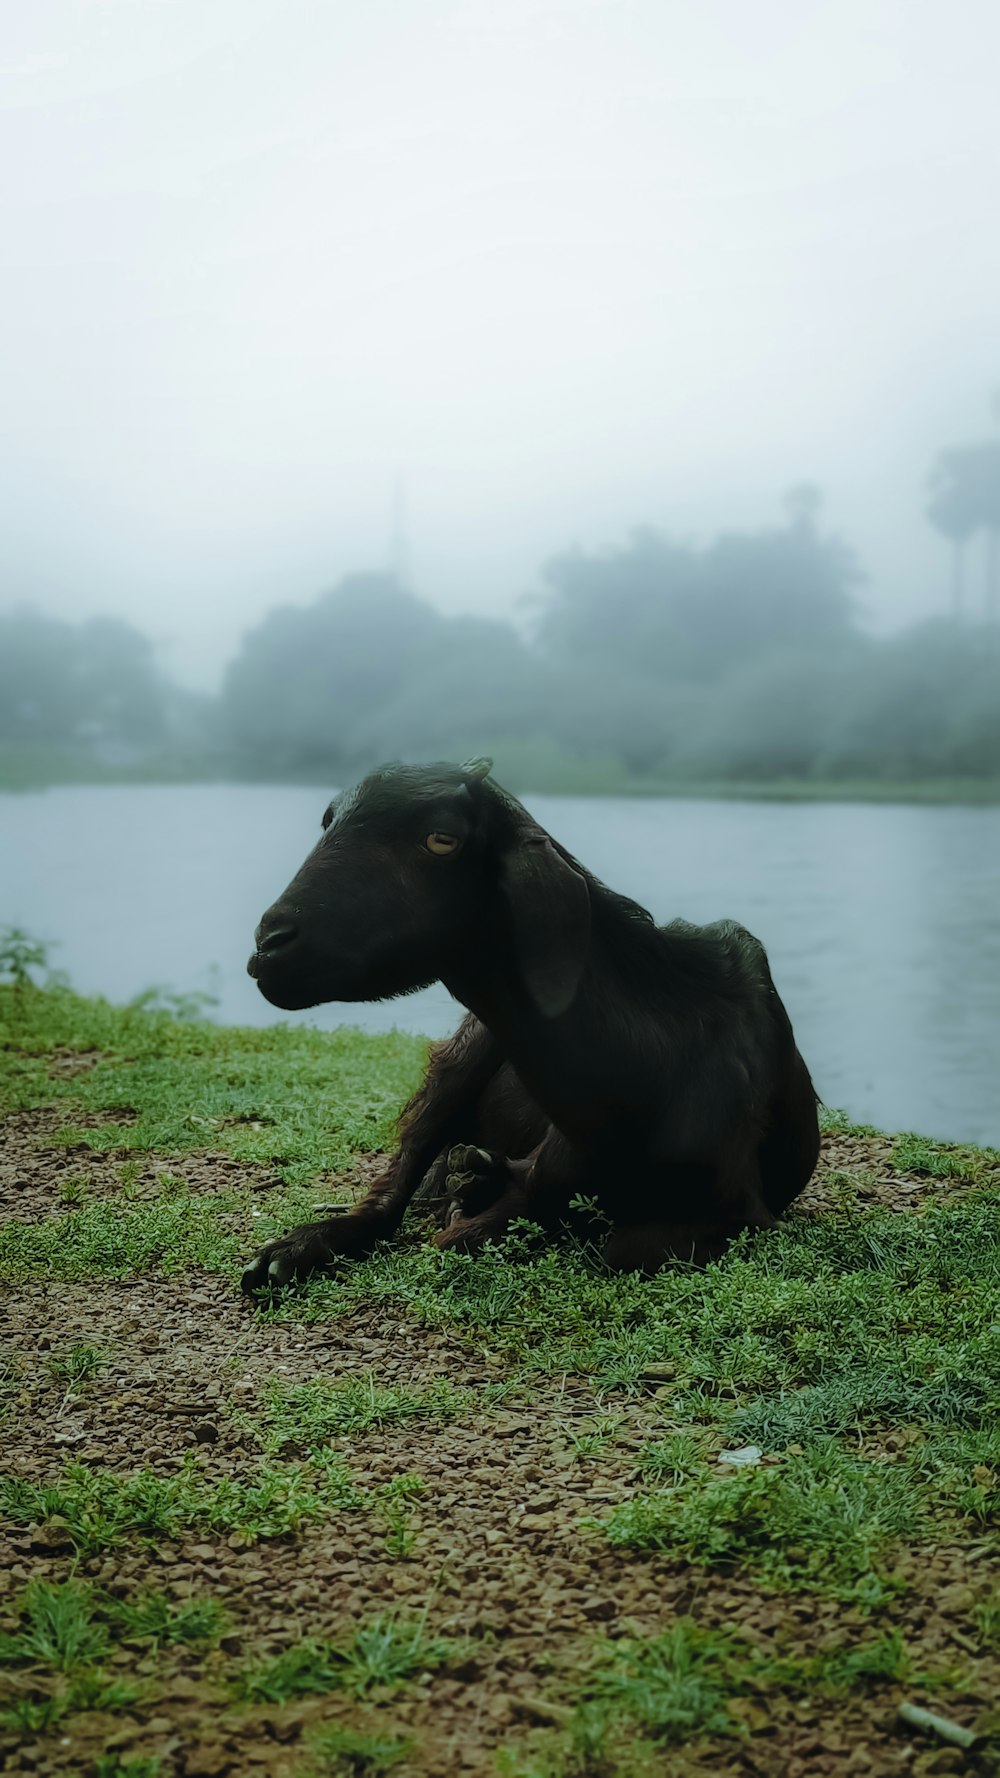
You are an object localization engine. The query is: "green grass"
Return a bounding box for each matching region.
[0,1579,109,1670]
[0,979,424,1187]
[0,1455,366,1553]
[252,1373,472,1453]
[892,1132,997,1181]
[601,1430,1000,1604]
[232,1611,454,1703]
[0,1580,148,1736]
[94,1759,163,1778]
[1,980,997,1768]
[47,1342,108,1386]
[106,1590,228,1650]
[497,1618,952,1777]
[305,1726,412,1774]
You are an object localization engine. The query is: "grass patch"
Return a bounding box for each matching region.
[253,1373,472,1453]
[233,1611,453,1703]
[581,1620,742,1746]
[94,1759,163,1778]
[601,1433,999,1603]
[47,1342,108,1387]
[0,1456,366,1553]
[107,1589,227,1650]
[892,1133,996,1182]
[0,1579,109,1670]
[498,1618,949,1776]
[306,1726,412,1774]
[0,1579,146,1736]
[0,980,424,1185]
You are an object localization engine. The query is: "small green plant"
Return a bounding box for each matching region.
[809,1628,912,1690]
[0,1456,365,1553]
[48,1342,108,1388]
[109,1589,227,1649]
[638,1432,701,1484]
[583,1620,741,1745]
[564,1416,621,1460]
[94,1757,162,1778]
[255,1373,468,1453]
[0,926,51,988]
[233,1609,454,1704]
[0,1579,108,1670]
[306,1727,412,1775]
[336,1610,454,1694]
[377,1475,425,1560]
[128,984,220,1022]
[58,1171,91,1205]
[233,1638,344,1704]
[973,1595,1000,1651]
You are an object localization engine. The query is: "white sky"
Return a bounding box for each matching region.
[2,0,999,687]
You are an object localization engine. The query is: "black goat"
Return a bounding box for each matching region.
[242,759,819,1289]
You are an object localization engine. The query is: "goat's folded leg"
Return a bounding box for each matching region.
[434,1127,579,1253]
[241,1015,504,1292]
[443,1144,511,1224]
[240,1209,386,1291]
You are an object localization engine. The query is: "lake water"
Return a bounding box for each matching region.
[2,784,999,1147]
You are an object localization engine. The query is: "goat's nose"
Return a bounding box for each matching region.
[255,917,299,956]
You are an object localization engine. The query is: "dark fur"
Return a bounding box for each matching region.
[241,760,819,1289]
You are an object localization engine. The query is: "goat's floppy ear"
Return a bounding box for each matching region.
[500,837,591,1018]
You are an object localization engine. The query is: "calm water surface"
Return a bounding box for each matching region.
[2,784,999,1146]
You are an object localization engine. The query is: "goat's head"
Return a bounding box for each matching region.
[248,759,591,1018]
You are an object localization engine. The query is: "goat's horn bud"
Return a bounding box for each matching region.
[462,757,493,780]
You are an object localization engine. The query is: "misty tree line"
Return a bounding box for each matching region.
[3,459,1000,788]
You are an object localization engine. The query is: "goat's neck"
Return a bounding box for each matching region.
[440,943,618,1107]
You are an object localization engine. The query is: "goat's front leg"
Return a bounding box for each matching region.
[241,1015,503,1291]
[433,1125,580,1254]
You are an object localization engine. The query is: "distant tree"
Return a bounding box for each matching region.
[533,528,701,679]
[535,498,860,683]
[220,576,458,775]
[822,621,1000,779]
[0,607,166,749]
[926,428,1000,622]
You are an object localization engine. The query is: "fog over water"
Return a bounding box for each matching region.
[3,1,1000,684]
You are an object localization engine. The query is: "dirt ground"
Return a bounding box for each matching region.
[0,1120,997,1778]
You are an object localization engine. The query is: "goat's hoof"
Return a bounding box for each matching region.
[240,1215,372,1294]
[444,1146,507,1221]
[446,1144,492,1171]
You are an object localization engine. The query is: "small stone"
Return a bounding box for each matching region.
[937,1582,976,1614]
[580,1597,616,1621]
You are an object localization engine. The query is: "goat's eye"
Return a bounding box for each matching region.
[425,832,460,856]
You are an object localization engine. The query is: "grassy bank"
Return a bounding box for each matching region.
[1,983,998,1777]
[3,743,1000,804]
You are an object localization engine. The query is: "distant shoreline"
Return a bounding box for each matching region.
[2,749,999,807]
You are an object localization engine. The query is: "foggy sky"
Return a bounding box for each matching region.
[3,0,1000,689]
